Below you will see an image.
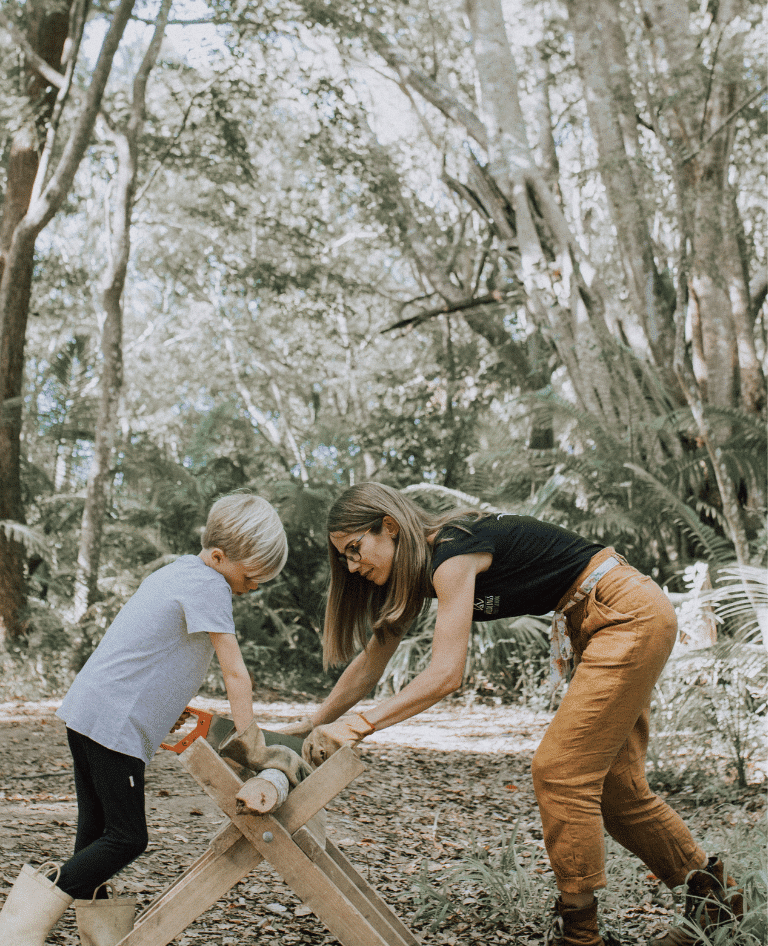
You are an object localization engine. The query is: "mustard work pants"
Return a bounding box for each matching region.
[531,549,707,894]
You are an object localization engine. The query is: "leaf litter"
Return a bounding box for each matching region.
[0,696,763,945]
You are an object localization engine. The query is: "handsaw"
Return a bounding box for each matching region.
[160,706,305,756]
[160,707,235,754]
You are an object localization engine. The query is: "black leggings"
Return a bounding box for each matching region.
[56,729,148,899]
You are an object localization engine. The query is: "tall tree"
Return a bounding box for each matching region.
[0,0,78,641]
[0,0,137,640]
[73,0,174,618]
[366,0,673,456]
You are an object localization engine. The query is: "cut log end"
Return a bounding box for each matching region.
[235,770,290,814]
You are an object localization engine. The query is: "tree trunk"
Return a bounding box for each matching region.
[640,0,764,413]
[565,0,678,382]
[463,0,657,444]
[74,0,172,618]
[0,0,73,642]
[723,190,764,413]
[372,0,677,461]
[0,0,137,639]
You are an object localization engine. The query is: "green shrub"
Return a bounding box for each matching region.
[412,825,553,932]
[648,643,767,792]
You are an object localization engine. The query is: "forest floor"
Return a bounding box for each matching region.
[0,694,764,946]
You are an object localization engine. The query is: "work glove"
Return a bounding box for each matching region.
[219,719,311,786]
[275,716,314,738]
[302,713,376,768]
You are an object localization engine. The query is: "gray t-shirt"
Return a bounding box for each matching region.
[57,555,235,764]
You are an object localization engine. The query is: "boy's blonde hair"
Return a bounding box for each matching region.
[202,494,288,581]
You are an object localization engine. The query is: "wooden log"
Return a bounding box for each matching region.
[236,769,290,814]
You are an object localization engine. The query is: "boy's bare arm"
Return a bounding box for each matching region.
[209,632,254,734]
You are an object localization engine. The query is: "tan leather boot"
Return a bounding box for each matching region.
[546,898,608,946]
[650,856,743,946]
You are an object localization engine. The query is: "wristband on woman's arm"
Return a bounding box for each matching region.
[356,712,376,733]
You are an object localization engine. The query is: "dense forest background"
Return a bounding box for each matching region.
[0,0,765,772]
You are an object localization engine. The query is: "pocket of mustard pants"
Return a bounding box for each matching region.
[571,567,677,662]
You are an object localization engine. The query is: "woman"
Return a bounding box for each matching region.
[292,483,740,946]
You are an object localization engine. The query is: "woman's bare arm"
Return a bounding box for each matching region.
[309,632,402,725]
[350,552,490,731]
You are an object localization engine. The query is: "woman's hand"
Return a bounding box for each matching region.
[302,714,376,766]
[274,716,315,738]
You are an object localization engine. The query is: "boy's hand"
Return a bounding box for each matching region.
[170,710,193,733]
[275,716,314,738]
[302,714,375,767]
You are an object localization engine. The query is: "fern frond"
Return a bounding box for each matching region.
[625,463,733,562]
[0,521,52,560]
[401,483,499,512]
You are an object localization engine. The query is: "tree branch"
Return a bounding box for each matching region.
[31,0,91,206]
[135,77,219,205]
[0,11,65,89]
[20,0,137,237]
[382,290,510,333]
[368,31,489,148]
[683,87,765,163]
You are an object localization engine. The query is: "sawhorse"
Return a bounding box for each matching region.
[114,737,419,946]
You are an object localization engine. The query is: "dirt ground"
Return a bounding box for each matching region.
[0,696,764,945]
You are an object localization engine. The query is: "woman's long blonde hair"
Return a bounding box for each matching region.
[323,483,483,667]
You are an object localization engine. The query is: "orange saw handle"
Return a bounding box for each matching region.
[160,707,214,754]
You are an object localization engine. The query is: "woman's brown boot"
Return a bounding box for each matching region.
[546,898,608,946]
[650,856,743,946]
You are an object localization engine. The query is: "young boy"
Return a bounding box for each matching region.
[0,493,288,946]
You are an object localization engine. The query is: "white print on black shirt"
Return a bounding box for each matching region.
[474,595,500,615]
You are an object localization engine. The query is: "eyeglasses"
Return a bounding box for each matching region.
[337,527,372,565]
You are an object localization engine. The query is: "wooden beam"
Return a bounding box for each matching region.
[294,828,419,946]
[117,831,262,946]
[113,742,416,946]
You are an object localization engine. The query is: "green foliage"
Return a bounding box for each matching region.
[658,837,767,946]
[647,563,767,794]
[413,825,552,932]
[466,377,766,582]
[0,520,52,561]
[648,644,767,794]
[0,603,78,700]
[465,616,550,706]
[374,603,550,705]
[413,823,767,945]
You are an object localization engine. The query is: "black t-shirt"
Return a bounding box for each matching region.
[430,514,604,619]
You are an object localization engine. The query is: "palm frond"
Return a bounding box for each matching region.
[522,473,568,518]
[401,483,499,512]
[625,463,734,562]
[0,521,53,561]
[704,565,768,648]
